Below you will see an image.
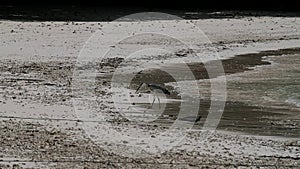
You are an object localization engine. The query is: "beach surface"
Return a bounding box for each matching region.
[0,13,300,168]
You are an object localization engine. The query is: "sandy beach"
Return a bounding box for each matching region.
[0,11,300,168]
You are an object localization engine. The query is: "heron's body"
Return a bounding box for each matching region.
[136,83,170,108]
[146,83,170,95]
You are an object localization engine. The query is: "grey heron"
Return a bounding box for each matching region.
[135,82,170,108]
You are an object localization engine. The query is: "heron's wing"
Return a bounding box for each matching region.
[154,85,170,95]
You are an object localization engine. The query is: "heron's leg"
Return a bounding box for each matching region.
[150,95,156,108]
[157,95,161,109]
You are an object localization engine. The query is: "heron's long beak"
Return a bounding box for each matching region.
[135,83,144,94]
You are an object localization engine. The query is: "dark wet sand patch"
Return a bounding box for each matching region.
[140,100,299,137]
[131,47,300,85]
[218,101,299,137]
